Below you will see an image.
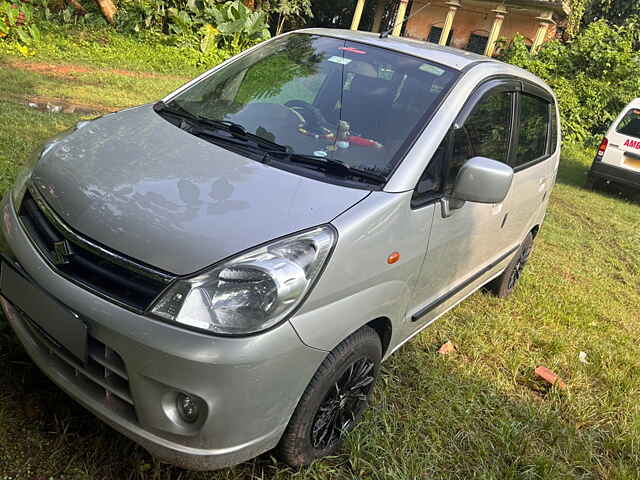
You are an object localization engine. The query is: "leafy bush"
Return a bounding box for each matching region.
[112,0,269,64]
[502,19,640,144]
[0,0,41,44]
[115,0,182,33]
[168,0,270,51]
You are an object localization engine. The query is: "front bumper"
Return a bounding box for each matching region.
[0,194,327,470]
[589,161,640,189]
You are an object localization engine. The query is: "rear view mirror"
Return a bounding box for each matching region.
[453,156,514,204]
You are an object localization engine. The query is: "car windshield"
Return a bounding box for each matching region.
[166,33,459,180]
[617,108,640,139]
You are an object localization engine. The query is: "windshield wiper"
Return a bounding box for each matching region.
[181,124,283,159]
[266,151,387,185]
[154,101,287,152]
[155,101,386,186]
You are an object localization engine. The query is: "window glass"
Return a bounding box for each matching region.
[616,108,640,139]
[442,91,511,191]
[549,103,558,153]
[464,91,512,163]
[428,26,453,45]
[169,34,458,179]
[514,94,549,166]
[447,126,473,189]
[466,33,489,54]
[414,140,446,202]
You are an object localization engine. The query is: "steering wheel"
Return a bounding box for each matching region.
[285,100,330,134]
[285,100,384,150]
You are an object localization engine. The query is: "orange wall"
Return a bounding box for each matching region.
[405,1,557,53]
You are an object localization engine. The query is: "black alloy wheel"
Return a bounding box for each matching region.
[310,356,375,450]
[277,326,382,467]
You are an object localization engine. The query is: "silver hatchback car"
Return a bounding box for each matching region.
[0,29,560,470]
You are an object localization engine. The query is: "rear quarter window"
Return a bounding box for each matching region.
[549,103,559,153]
[616,108,640,139]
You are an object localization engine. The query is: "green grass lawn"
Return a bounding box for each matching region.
[1,37,639,480]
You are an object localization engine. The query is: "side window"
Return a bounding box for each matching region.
[413,88,514,205]
[549,103,558,153]
[446,90,512,190]
[616,108,640,139]
[464,91,512,163]
[412,139,446,207]
[514,94,550,167]
[448,126,474,188]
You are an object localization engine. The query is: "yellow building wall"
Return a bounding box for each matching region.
[404,0,558,54]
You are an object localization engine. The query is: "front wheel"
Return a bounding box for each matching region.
[489,232,534,298]
[277,326,382,467]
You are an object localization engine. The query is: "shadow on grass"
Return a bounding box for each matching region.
[557,154,591,188]
[0,325,634,480]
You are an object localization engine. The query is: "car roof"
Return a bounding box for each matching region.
[295,28,499,71]
[624,98,640,110]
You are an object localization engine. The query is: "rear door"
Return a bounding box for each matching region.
[498,84,557,251]
[602,104,640,173]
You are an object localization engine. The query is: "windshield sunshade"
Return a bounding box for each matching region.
[163,34,459,182]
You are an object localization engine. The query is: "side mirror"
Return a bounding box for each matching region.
[453,156,514,204]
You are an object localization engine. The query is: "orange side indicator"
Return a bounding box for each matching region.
[387,252,400,264]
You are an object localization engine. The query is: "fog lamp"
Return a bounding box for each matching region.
[176,393,199,423]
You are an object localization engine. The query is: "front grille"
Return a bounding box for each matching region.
[18,187,173,312]
[22,313,137,423]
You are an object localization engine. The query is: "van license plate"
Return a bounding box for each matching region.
[1,263,87,362]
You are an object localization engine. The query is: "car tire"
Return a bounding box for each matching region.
[489,232,534,298]
[585,176,595,190]
[277,326,382,468]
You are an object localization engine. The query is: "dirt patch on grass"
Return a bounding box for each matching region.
[1,92,115,114]
[6,58,188,81]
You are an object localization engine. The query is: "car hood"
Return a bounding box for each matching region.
[31,105,369,275]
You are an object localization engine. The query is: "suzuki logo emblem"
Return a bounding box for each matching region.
[51,240,73,266]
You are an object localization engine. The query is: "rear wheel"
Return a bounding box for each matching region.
[489,232,534,298]
[585,173,599,190]
[277,326,381,467]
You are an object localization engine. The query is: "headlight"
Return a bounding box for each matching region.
[11,166,32,207]
[150,225,337,335]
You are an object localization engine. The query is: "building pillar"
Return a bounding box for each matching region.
[531,10,554,53]
[392,0,410,36]
[484,5,507,57]
[350,0,367,31]
[372,0,385,33]
[440,0,461,46]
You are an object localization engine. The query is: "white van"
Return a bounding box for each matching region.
[587,98,640,196]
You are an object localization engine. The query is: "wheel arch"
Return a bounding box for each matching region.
[366,317,392,358]
[530,224,540,238]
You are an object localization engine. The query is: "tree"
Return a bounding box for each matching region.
[583,0,640,26]
[308,0,357,29]
[94,0,117,23]
[270,0,313,34]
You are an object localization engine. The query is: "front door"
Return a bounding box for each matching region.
[408,82,518,331]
